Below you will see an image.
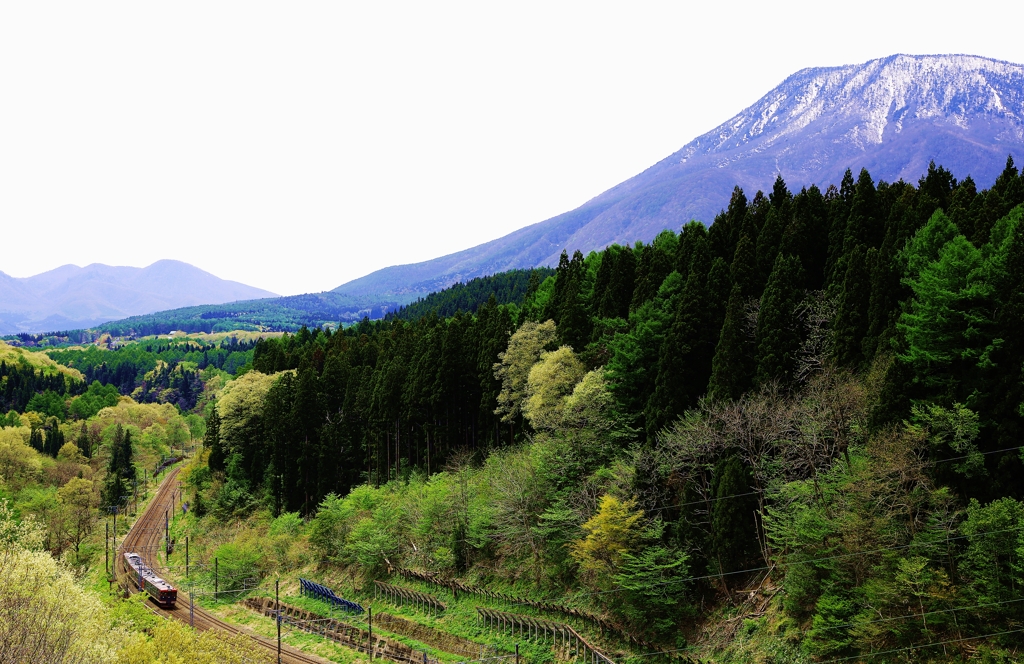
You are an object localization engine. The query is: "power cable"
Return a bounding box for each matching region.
[819,596,1024,632]
[818,627,1024,663]
[636,444,1024,517]
[508,524,1024,604]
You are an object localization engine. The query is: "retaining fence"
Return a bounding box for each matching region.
[398,569,613,632]
[477,607,615,664]
[375,580,446,614]
[398,568,674,654]
[243,597,440,664]
[300,578,364,613]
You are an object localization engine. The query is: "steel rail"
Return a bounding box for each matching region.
[116,467,328,664]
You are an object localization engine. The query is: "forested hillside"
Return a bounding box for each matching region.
[181,157,1024,660]
[5,157,1024,662]
[386,268,554,321]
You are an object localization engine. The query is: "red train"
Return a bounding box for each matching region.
[124,552,177,607]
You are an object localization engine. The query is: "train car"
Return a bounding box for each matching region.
[124,552,178,607]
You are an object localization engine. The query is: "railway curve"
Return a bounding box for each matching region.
[116,466,330,664]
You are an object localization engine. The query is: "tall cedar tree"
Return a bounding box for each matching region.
[755,254,805,386]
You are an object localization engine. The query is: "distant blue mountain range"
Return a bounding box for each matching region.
[0,260,277,334]
[333,53,1024,301]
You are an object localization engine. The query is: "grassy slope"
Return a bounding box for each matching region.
[0,339,84,380]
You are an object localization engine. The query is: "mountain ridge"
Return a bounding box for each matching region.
[0,260,277,334]
[334,53,1024,300]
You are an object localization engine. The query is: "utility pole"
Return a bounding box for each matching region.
[214,557,218,595]
[276,578,282,664]
[105,522,109,575]
[516,644,519,664]
[165,510,169,558]
[185,536,189,578]
[368,607,373,660]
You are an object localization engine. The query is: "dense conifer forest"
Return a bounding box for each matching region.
[182,157,1024,659]
[4,157,1024,662]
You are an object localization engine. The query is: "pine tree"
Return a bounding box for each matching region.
[103,424,135,507]
[592,246,616,317]
[755,254,804,385]
[769,174,792,213]
[948,176,980,236]
[978,207,1024,449]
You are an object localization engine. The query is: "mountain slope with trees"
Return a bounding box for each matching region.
[331,54,1024,305]
[174,157,1024,660]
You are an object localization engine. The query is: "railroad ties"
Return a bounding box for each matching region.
[374,580,446,615]
[299,578,364,614]
[477,607,616,664]
[244,597,438,664]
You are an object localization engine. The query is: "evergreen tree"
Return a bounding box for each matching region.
[599,245,635,319]
[755,254,804,385]
[43,425,64,458]
[646,240,713,434]
[710,455,759,575]
[205,406,224,473]
[977,207,1024,449]
[103,424,135,508]
[756,207,786,289]
[631,231,678,310]
[76,422,90,458]
[708,187,747,262]
[543,250,572,323]
[29,428,43,453]
[708,284,755,401]
[558,250,591,350]
[676,221,709,281]
[730,232,759,298]
[832,245,872,367]
[780,185,829,289]
[843,168,881,252]
[898,234,992,406]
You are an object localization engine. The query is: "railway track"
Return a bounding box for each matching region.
[116,467,330,664]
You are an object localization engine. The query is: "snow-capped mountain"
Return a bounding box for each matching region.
[335,54,1024,301]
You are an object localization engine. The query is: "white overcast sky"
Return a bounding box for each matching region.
[1,2,1022,296]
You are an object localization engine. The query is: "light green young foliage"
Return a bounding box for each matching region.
[912,402,983,476]
[522,346,585,430]
[217,370,282,454]
[493,320,557,423]
[570,494,644,577]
